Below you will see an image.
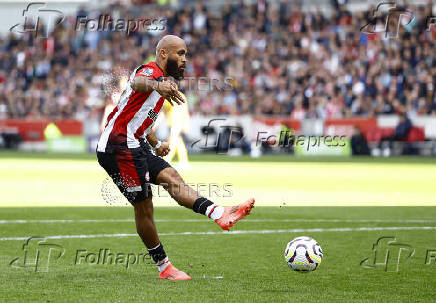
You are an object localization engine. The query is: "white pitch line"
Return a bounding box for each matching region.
[0,219,134,224]
[1,218,436,224]
[1,226,435,241]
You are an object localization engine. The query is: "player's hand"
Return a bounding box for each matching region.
[156,141,170,157]
[155,81,185,106]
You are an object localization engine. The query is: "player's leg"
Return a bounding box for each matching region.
[154,165,255,231]
[133,193,190,280]
[97,149,190,280]
[156,166,199,209]
[133,196,165,265]
[133,195,189,279]
[133,196,159,248]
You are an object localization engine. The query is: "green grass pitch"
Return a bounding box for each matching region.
[1,152,436,207]
[0,207,436,302]
[0,152,435,302]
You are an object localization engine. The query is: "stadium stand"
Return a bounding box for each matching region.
[0,1,434,154]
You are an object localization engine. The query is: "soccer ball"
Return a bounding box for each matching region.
[284,236,323,272]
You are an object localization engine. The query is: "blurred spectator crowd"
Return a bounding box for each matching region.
[0,0,435,121]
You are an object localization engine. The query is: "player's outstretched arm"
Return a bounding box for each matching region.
[130,77,159,92]
[131,78,185,106]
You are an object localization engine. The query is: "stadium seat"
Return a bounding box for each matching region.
[406,127,426,142]
[364,127,394,143]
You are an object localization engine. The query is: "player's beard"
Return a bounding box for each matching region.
[166,57,185,80]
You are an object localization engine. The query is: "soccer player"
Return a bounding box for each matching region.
[96,35,255,280]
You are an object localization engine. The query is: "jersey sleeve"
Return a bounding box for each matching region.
[134,64,159,80]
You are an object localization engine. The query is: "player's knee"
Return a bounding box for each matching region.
[133,197,153,215]
[165,168,184,186]
[164,168,186,199]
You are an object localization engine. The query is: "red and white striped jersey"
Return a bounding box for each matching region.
[97,62,165,152]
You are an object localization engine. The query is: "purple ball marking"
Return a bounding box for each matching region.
[289,251,297,262]
[305,251,314,263]
[313,244,323,257]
